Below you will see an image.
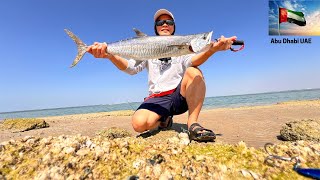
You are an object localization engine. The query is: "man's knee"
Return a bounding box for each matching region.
[185,67,204,80]
[131,114,147,133]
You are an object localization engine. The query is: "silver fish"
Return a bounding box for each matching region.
[65,28,213,67]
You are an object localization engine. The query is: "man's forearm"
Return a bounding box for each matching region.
[108,55,129,70]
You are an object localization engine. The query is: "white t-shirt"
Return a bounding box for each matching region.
[123,54,195,95]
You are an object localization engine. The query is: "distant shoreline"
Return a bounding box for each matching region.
[0,99,316,121]
[1,88,319,120]
[1,88,319,114]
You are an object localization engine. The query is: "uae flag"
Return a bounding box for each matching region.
[279,8,306,26]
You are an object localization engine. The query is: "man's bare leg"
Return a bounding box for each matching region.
[180,67,206,128]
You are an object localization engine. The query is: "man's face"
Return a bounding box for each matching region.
[156,14,175,36]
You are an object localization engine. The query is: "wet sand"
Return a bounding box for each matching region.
[1,100,319,148]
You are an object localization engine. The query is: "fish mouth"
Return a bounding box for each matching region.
[205,31,213,44]
[200,32,213,52]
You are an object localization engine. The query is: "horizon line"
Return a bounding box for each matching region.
[1,87,319,114]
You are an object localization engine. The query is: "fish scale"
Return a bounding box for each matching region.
[108,35,201,60]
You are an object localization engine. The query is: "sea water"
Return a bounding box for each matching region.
[0,89,319,120]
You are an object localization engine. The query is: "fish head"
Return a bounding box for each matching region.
[201,31,213,43]
[190,31,213,53]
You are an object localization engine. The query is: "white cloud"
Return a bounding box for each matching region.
[269,6,277,24]
[269,14,277,21]
[269,8,275,15]
[269,28,279,35]
[270,22,278,26]
[282,0,306,12]
[283,1,296,11]
[306,11,320,29]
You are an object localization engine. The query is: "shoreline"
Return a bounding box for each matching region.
[1,99,320,148]
[1,98,319,120]
[1,89,319,120]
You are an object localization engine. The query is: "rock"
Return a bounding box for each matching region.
[35,171,50,180]
[22,136,34,142]
[126,175,139,180]
[240,169,251,178]
[97,127,131,139]
[0,144,5,151]
[2,118,49,132]
[249,171,260,180]
[219,165,228,173]
[159,171,173,180]
[42,153,52,163]
[8,139,16,144]
[147,154,165,166]
[64,147,75,154]
[195,155,205,161]
[26,138,36,145]
[119,140,129,149]
[178,132,189,139]
[1,126,320,179]
[153,164,162,177]
[94,146,104,159]
[280,119,320,142]
[18,151,24,158]
[40,137,52,146]
[121,147,129,155]
[179,138,190,146]
[168,136,179,144]
[85,140,93,148]
[132,159,144,169]
[178,132,190,145]
[76,148,90,156]
[145,165,152,176]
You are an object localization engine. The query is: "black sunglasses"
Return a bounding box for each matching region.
[155,19,175,26]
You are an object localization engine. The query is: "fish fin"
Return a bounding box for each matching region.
[133,28,147,37]
[167,44,189,50]
[64,29,88,68]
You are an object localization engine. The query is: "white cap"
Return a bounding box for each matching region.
[154,9,175,21]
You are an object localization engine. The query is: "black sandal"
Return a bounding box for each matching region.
[158,116,173,130]
[188,123,216,142]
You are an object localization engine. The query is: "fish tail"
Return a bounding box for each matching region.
[64,29,88,68]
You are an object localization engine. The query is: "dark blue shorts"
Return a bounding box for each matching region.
[136,82,188,122]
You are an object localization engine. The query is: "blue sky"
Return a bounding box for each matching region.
[269,0,320,35]
[0,0,319,112]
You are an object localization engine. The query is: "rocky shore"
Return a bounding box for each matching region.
[1,128,320,179]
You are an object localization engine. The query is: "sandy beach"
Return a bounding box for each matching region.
[1,100,320,147]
